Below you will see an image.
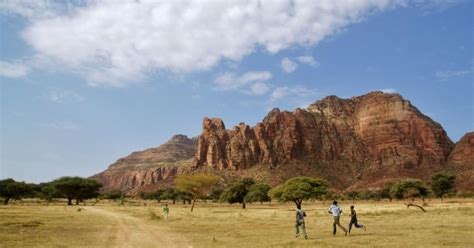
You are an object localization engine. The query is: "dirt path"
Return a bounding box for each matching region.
[87,207,189,248]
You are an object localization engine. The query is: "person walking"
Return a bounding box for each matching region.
[295,206,308,239]
[328,201,348,236]
[162,204,169,221]
[348,205,366,234]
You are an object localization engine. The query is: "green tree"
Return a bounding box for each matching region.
[244,183,271,204]
[161,187,179,204]
[175,174,220,212]
[53,177,102,205]
[0,178,33,205]
[220,178,255,209]
[139,190,164,202]
[39,182,62,202]
[207,187,224,202]
[431,172,456,201]
[101,190,124,200]
[380,184,393,202]
[176,190,193,204]
[346,191,359,202]
[389,179,429,202]
[269,177,328,209]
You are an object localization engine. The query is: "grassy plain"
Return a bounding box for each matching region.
[1,199,473,247]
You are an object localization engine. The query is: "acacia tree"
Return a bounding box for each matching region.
[431,172,456,201]
[53,177,102,205]
[380,184,393,202]
[346,191,359,203]
[39,182,62,202]
[270,177,328,209]
[244,183,271,204]
[160,187,179,204]
[175,174,220,212]
[139,190,164,202]
[0,178,33,205]
[220,178,255,209]
[390,178,429,212]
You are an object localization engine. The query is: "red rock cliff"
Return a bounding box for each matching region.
[447,132,474,191]
[91,134,197,193]
[193,92,455,188]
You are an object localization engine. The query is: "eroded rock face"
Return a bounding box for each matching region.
[91,134,197,193]
[448,132,474,164]
[92,92,472,193]
[447,132,474,191]
[193,92,455,188]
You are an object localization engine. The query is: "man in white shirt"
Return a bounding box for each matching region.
[328,201,348,236]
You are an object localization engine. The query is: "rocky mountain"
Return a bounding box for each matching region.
[193,91,469,190]
[92,92,473,193]
[91,135,197,193]
[446,132,474,190]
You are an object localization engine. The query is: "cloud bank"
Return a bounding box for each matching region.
[2,0,405,86]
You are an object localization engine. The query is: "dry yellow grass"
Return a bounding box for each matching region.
[1,199,473,247]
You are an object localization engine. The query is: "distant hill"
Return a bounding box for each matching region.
[92,92,473,193]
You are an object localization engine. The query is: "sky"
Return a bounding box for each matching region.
[0,0,472,183]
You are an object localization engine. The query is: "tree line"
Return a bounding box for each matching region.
[0,172,457,208]
[0,177,101,205]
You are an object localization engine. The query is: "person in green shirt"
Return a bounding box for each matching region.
[162,204,169,221]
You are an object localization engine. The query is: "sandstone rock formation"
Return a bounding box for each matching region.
[447,132,474,191]
[91,134,197,193]
[193,92,456,189]
[92,92,472,193]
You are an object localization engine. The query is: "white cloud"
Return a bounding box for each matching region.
[281,57,298,73]
[47,121,79,130]
[47,89,84,103]
[249,82,270,95]
[380,88,397,94]
[296,56,319,67]
[0,60,29,78]
[214,71,272,91]
[2,0,405,86]
[435,70,471,80]
[270,86,319,101]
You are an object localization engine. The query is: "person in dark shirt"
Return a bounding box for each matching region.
[348,205,366,233]
[295,206,308,239]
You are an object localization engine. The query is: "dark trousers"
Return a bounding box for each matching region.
[348,218,364,233]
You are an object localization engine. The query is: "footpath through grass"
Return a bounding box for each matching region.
[1,199,473,247]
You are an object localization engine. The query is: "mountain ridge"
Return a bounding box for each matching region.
[92,91,473,193]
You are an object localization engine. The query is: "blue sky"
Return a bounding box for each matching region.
[1,0,472,183]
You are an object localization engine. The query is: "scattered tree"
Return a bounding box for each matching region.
[346,191,359,203]
[39,182,62,202]
[177,190,193,204]
[139,190,164,202]
[53,177,102,205]
[0,178,33,205]
[160,187,179,204]
[390,178,429,212]
[359,190,381,201]
[380,184,393,202]
[220,178,255,209]
[175,174,220,212]
[431,172,456,201]
[244,183,271,204]
[101,190,124,200]
[270,177,328,209]
[207,187,224,202]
